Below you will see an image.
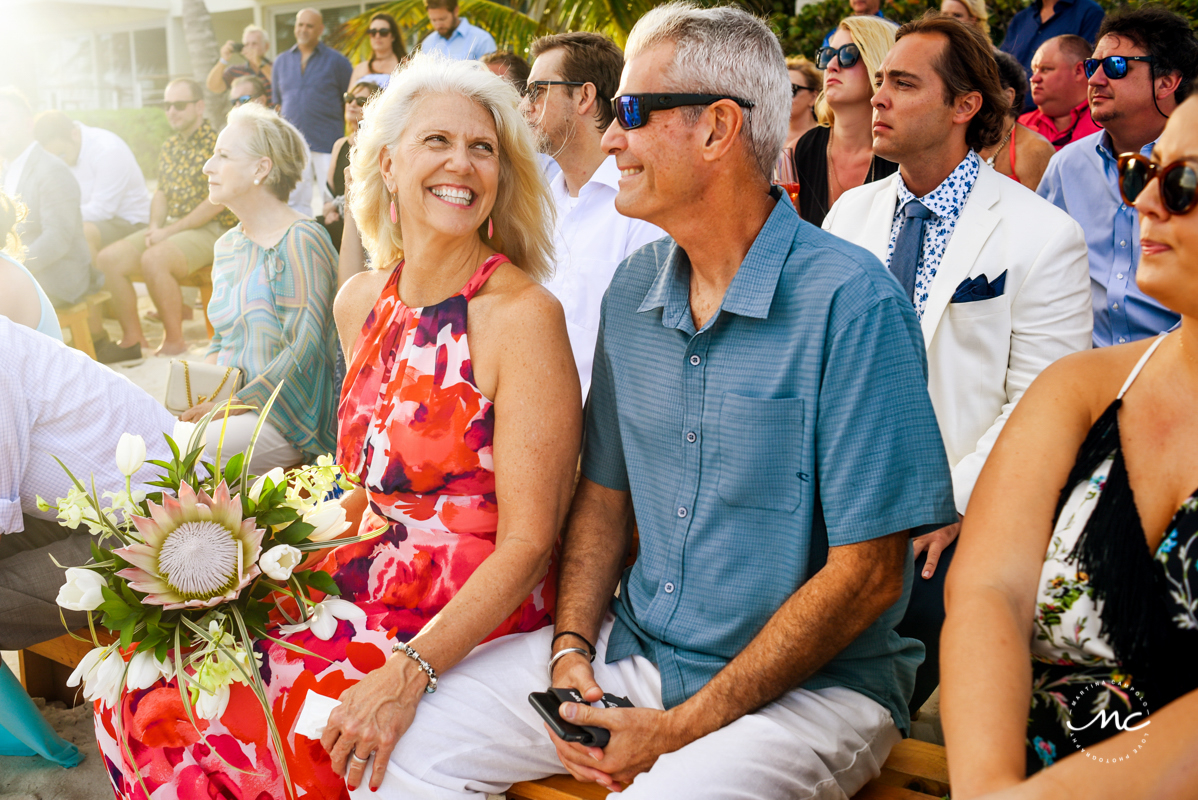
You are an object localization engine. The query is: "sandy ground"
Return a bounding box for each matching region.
[1,285,943,796]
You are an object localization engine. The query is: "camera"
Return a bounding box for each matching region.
[232,42,244,53]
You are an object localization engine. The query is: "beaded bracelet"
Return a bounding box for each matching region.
[392,642,438,693]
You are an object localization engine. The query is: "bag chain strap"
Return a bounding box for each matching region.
[183,361,236,408]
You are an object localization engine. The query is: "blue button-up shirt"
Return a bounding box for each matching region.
[584,191,957,735]
[272,43,354,153]
[1000,0,1105,111]
[1038,131,1178,346]
[420,18,497,61]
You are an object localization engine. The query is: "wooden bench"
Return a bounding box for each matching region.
[507,738,948,800]
[179,266,214,338]
[56,291,112,360]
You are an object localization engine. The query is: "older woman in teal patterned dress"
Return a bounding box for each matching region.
[181,102,338,470]
[940,97,1198,799]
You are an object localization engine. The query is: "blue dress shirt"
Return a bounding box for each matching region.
[1000,0,1105,112]
[583,190,958,735]
[420,19,497,61]
[1037,131,1178,346]
[271,43,354,153]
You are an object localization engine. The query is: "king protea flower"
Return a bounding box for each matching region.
[115,482,265,609]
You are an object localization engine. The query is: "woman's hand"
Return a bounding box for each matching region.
[179,400,249,422]
[323,201,340,224]
[321,654,428,792]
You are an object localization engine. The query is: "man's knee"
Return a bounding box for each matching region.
[141,244,186,281]
[97,242,138,275]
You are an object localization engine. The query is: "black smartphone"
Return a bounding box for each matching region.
[232,42,244,53]
[527,687,633,748]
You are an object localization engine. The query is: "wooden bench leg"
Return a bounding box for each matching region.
[17,649,82,707]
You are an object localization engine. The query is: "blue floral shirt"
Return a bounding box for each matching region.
[885,151,981,319]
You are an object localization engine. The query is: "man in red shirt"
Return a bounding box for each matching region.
[1018,34,1102,148]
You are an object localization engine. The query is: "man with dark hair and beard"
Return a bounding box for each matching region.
[521,32,664,397]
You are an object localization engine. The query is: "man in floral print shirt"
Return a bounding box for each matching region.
[91,79,236,362]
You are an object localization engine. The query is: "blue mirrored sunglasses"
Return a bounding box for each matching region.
[1083,55,1155,79]
[612,93,755,130]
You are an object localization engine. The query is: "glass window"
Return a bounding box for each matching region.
[134,28,169,106]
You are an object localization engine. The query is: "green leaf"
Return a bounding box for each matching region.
[301,570,341,597]
[99,586,134,618]
[223,454,245,488]
[255,507,300,528]
[272,521,315,545]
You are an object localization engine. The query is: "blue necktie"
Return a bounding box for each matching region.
[890,199,933,302]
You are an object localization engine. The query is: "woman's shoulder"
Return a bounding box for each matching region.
[475,259,564,324]
[337,266,392,309]
[1032,339,1164,414]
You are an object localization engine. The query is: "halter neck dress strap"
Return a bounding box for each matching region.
[461,253,510,301]
[1117,333,1170,399]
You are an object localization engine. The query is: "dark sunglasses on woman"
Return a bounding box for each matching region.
[367,27,392,37]
[791,83,816,97]
[1083,55,1155,80]
[1118,152,1198,214]
[343,93,372,107]
[612,93,754,130]
[815,43,861,70]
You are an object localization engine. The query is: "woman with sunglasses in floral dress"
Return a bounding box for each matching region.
[349,13,406,90]
[940,96,1198,799]
[790,16,899,226]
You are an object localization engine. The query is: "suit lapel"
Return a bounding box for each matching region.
[919,169,1000,346]
[861,178,899,260]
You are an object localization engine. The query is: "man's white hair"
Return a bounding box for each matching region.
[242,24,269,44]
[625,2,789,178]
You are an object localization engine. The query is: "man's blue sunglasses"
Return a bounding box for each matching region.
[1083,55,1155,79]
[613,93,755,130]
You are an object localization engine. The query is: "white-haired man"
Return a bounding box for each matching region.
[207,24,273,97]
[314,4,956,797]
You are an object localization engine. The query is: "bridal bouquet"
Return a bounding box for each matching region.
[40,396,370,794]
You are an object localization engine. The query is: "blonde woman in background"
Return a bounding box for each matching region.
[790,16,899,225]
[940,0,991,39]
[0,191,62,340]
[775,56,822,184]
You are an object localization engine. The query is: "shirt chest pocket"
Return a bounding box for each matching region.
[716,393,805,513]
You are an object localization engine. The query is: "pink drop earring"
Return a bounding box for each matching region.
[389,193,398,224]
[487,217,494,238]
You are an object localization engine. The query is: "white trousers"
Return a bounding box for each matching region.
[202,411,303,474]
[290,151,333,217]
[357,614,900,800]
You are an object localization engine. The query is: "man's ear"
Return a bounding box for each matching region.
[699,100,745,163]
[1155,70,1183,102]
[575,82,599,120]
[951,90,983,127]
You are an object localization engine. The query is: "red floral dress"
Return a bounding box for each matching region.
[94,254,556,799]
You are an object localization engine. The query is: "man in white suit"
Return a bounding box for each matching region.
[823,14,1092,712]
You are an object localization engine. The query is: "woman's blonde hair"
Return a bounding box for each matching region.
[815,15,897,127]
[0,191,26,259]
[786,55,822,95]
[947,0,991,38]
[226,103,309,201]
[350,53,554,281]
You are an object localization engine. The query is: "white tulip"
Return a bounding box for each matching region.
[259,544,302,581]
[89,647,127,708]
[66,647,105,689]
[280,598,365,640]
[115,433,146,477]
[125,650,172,691]
[304,501,351,543]
[171,420,207,452]
[194,684,231,720]
[56,568,107,611]
[249,467,286,504]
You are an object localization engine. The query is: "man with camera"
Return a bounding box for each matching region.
[206,24,273,98]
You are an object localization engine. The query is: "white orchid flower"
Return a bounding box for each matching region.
[66,647,105,690]
[115,433,147,477]
[279,598,364,640]
[88,647,127,708]
[194,683,231,720]
[125,650,172,691]
[249,467,286,504]
[172,420,208,452]
[304,501,351,543]
[259,544,302,581]
[56,568,107,611]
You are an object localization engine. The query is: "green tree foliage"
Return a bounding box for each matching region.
[69,108,172,180]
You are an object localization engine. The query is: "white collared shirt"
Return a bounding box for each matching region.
[542,155,665,397]
[1,141,37,196]
[0,317,176,533]
[71,123,152,225]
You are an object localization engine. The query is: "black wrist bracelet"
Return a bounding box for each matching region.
[551,630,596,657]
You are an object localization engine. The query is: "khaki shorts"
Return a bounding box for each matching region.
[119,218,229,275]
[90,217,145,248]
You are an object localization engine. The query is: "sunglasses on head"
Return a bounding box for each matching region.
[791,83,815,97]
[1083,55,1155,80]
[164,100,198,111]
[231,94,261,107]
[815,43,861,70]
[612,93,755,130]
[368,27,392,37]
[1118,152,1198,214]
[343,93,372,106]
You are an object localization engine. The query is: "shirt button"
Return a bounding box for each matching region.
[1119,337,1127,343]
[677,506,688,518]
[1112,302,1119,310]
[1117,273,1124,280]
[1121,204,1127,210]
[1120,240,1127,247]
[689,354,701,366]
[664,582,675,594]
[686,431,697,443]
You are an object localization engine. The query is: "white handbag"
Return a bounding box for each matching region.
[164,360,245,415]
